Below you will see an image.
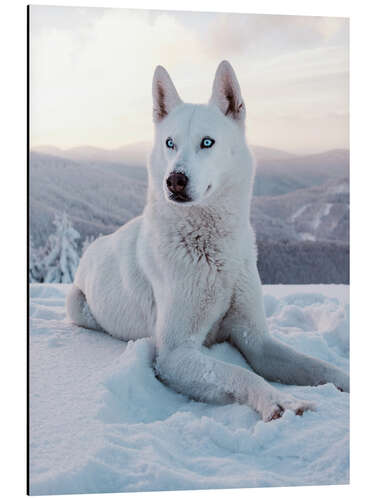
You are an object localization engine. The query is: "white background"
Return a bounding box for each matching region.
[0,0,374,499]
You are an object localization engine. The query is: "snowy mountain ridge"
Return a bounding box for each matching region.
[29,146,349,283]
[29,147,349,246]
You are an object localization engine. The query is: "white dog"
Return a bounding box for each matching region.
[67,61,349,422]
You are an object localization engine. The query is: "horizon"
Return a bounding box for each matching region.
[30,141,349,157]
[29,6,349,155]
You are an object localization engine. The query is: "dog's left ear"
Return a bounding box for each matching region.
[209,61,246,124]
[152,66,182,123]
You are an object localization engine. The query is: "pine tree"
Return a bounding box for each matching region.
[29,236,45,283]
[43,213,81,283]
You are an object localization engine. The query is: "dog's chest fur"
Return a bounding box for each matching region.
[144,203,244,339]
[175,208,233,272]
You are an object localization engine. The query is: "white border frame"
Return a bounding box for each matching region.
[2,1,374,499]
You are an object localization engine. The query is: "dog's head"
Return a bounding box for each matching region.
[149,61,253,206]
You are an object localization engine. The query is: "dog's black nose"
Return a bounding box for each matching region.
[166,172,188,195]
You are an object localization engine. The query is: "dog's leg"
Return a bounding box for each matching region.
[227,265,349,392]
[66,284,103,331]
[247,335,349,392]
[154,295,314,421]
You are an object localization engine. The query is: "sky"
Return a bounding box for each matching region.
[29,6,349,154]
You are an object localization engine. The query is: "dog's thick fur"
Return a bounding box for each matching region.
[67,61,349,421]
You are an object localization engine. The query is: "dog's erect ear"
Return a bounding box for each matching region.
[209,61,246,123]
[152,66,182,123]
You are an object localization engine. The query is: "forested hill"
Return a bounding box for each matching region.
[29,146,349,284]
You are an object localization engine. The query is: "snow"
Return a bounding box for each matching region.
[29,284,349,495]
[311,203,333,231]
[300,232,316,242]
[290,204,308,222]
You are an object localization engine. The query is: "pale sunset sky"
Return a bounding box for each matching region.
[29,6,349,154]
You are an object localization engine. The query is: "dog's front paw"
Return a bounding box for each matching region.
[261,397,316,423]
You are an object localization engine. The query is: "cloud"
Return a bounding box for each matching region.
[29,6,349,153]
[177,12,348,58]
[30,8,202,148]
[30,6,105,36]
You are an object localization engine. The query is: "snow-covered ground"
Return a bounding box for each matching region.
[29,284,349,495]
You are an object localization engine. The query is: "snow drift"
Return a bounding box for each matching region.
[29,284,349,495]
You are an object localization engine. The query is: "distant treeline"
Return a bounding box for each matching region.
[257,240,349,284]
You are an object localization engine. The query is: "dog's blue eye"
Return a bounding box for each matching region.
[166,138,175,149]
[201,137,215,149]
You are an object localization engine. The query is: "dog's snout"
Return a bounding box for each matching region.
[166,172,188,195]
